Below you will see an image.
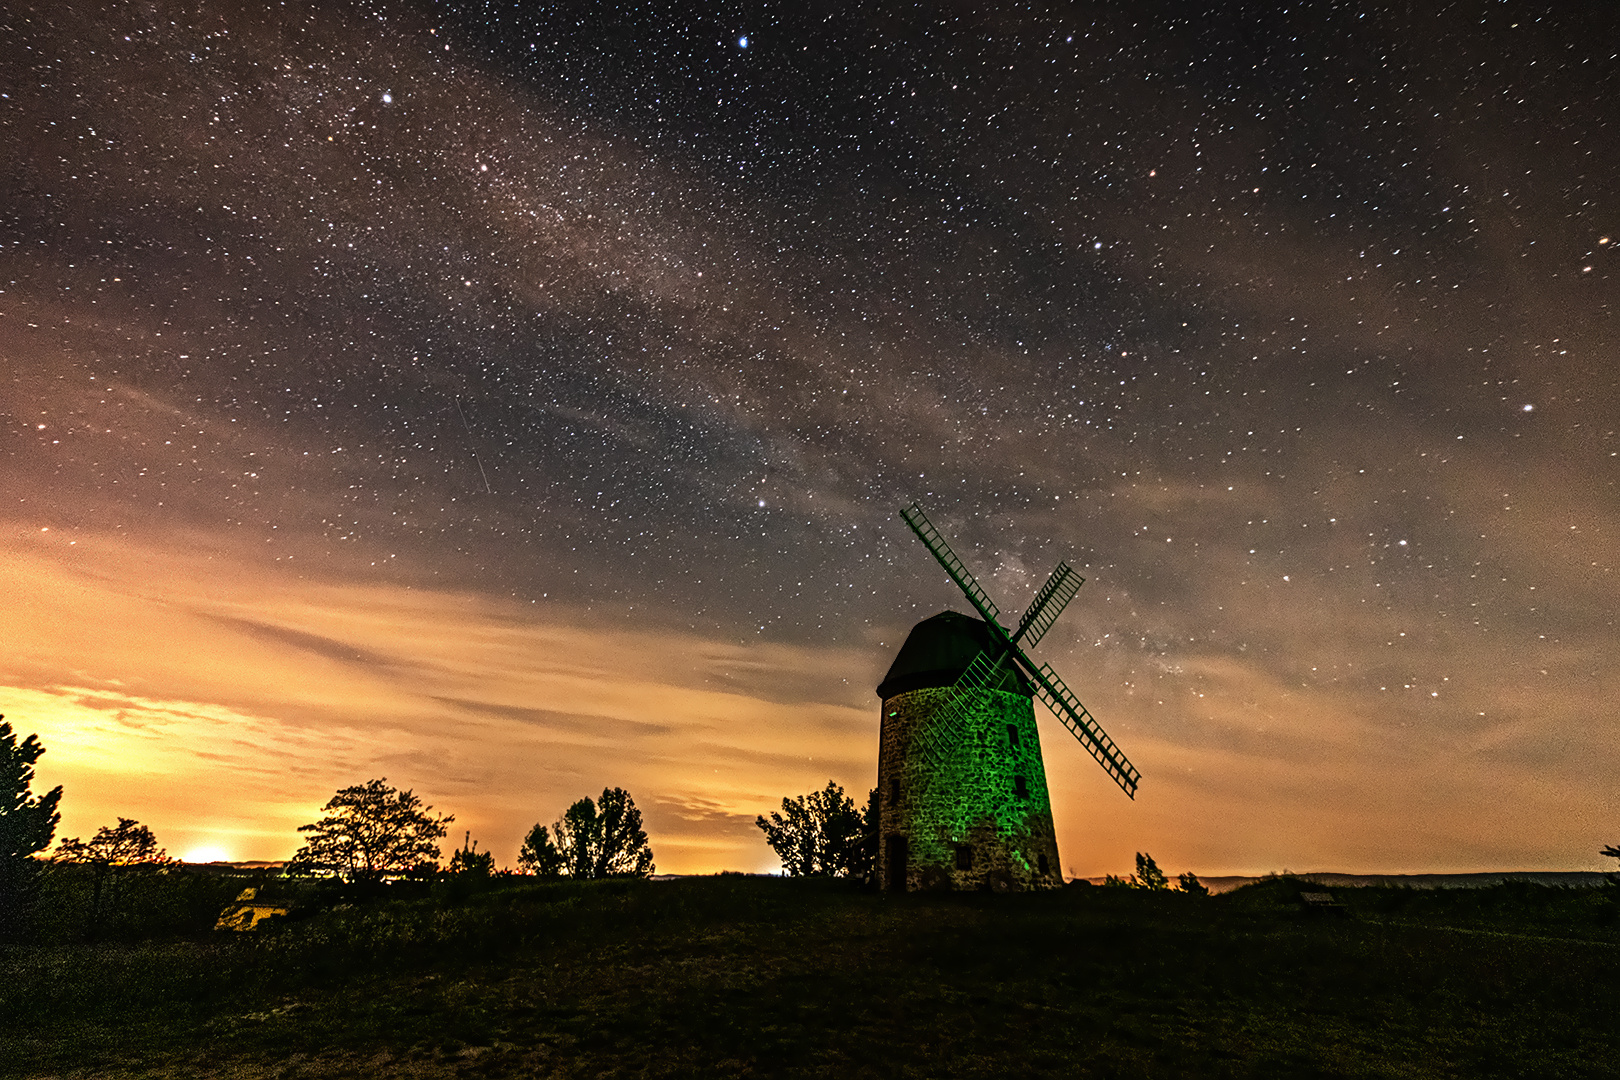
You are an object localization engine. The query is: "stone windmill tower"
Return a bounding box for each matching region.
[876,503,1140,892]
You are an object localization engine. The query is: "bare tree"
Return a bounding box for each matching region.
[288,779,452,883]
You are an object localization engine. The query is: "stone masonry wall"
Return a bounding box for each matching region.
[877,686,1061,892]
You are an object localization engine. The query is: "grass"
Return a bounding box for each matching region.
[2,873,1618,1078]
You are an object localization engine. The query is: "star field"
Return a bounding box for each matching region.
[1,0,1616,874]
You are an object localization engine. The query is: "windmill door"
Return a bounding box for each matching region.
[886,835,908,892]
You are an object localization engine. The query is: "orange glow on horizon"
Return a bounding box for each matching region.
[181,846,233,864]
[4,524,1616,879]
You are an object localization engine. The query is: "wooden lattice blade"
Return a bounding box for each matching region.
[1017,657,1140,799]
[900,503,1004,629]
[1013,561,1084,648]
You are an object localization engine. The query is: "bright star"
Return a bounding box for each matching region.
[738,35,748,48]
[381,92,392,104]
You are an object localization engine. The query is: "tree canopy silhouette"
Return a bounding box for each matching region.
[447,833,494,878]
[1,717,63,942]
[756,780,872,879]
[54,817,170,930]
[288,778,452,883]
[55,818,168,867]
[517,822,565,877]
[520,787,654,879]
[1134,851,1169,890]
[1102,854,1206,893]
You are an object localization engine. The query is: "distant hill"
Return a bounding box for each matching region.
[174,865,1615,892]
[1086,871,1613,894]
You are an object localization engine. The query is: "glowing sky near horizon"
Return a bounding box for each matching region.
[1,1,1616,876]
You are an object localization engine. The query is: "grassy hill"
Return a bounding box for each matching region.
[3,873,1618,1078]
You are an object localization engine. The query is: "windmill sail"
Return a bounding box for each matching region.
[1023,662,1139,798]
[900,503,1002,628]
[899,501,1140,800]
[906,650,1008,768]
[1014,561,1084,647]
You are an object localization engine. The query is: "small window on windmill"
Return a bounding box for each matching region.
[890,777,901,804]
[955,844,974,871]
[1014,775,1028,799]
[1007,723,1020,748]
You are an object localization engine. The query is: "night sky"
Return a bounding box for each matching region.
[3,1,1615,876]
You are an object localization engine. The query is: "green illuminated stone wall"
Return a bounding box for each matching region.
[877,685,1061,892]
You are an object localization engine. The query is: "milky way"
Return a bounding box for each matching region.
[2,1,1616,874]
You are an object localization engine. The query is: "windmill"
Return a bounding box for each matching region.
[874,502,1138,892]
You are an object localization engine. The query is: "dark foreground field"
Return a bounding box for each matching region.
[3,874,1618,1078]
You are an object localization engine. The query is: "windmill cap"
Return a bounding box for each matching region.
[876,610,1034,699]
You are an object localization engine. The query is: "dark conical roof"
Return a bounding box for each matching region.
[876,610,1033,699]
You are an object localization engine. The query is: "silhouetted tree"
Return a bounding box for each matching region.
[1133,852,1169,890]
[54,817,169,930]
[55,817,166,866]
[517,823,565,877]
[856,787,878,883]
[447,832,494,878]
[546,787,655,879]
[1,718,63,942]
[1100,853,1175,890]
[757,780,867,878]
[1177,871,1210,896]
[1603,844,1620,887]
[288,778,452,884]
[554,798,599,879]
